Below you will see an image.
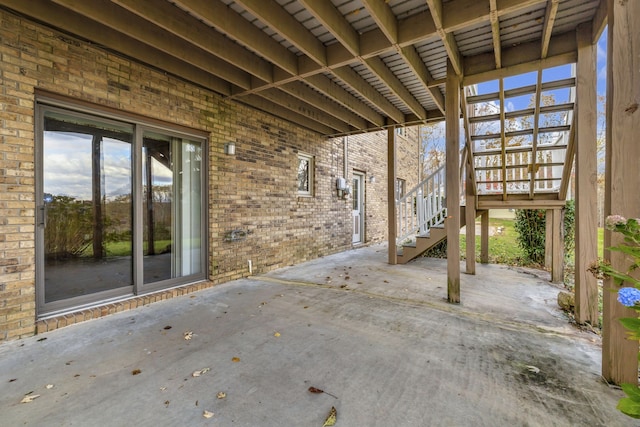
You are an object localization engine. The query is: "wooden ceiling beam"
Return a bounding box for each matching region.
[306,0,425,120]
[361,0,439,117]
[112,0,273,84]
[257,89,350,133]
[540,0,560,59]
[298,0,359,57]
[172,0,298,76]
[231,0,405,124]
[174,0,384,128]
[363,57,427,119]
[489,0,502,69]
[1,0,232,96]
[361,0,398,44]
[233,0,563,95]
[332,66,405,124]
[233,0,553,91]
[464,32,577,85]
[239,95,334,135]
[425,0,463,76]
[591,0,608,44]
[51,0,252,89]
[401,46,445,113]
[279,81,369,130]
[234,0,326,67]
[303,75,386,128]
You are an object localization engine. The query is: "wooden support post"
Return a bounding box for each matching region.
[446,60,461,303]
[574,23,599,325]
[602,0,640,385]
[480,210,489,264]
[550,208,564,284]
[545,210,553,269]
[387,127,397,265]
[465,165,476,274]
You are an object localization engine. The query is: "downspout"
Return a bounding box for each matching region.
[343,136,348,181]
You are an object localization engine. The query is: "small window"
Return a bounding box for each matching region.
[396,178,406,199]
[395,127,407,138]
[297,152,314,196]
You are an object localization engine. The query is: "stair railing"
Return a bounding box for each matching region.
[396,164,447,245]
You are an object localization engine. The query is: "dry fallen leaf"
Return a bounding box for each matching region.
[309,386,338,399]
[132,369,142,375]
[322,406,337,427]
[203,410,214,419]
[20,394,40,403]
[192,368,210,377]
[217,392,226,399]
[274,332,281,337]
[183,331,193,340]
[232,357,240,363]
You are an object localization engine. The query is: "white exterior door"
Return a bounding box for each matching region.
[352,173,364,244]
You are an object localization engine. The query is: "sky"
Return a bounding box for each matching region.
[476,29,607,111]
[422,29,608,160]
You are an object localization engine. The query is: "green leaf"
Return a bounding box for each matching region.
[619,317,640,335]
[621,383,640,400]
[610,245,640,258]
[605,269,639,286]
[617,398,640,418]
[618,380,640,418]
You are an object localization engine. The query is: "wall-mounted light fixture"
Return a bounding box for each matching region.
[369,175,376,183]
[224,142,236,155]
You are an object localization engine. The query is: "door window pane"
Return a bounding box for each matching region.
[143,131,203,284]
[43,111,133,303]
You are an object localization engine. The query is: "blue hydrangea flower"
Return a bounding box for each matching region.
[617,287,640,307]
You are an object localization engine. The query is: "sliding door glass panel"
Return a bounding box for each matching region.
[143,131,202,284]
[42,110,133,303]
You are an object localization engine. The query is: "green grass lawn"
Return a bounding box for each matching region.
[459,218,605,268]
[460,218,529,266]
[82,239,172,257]
[598,227,604,257]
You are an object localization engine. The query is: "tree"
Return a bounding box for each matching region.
[420,122,445,176]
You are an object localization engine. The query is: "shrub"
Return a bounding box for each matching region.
[514,200,575,265]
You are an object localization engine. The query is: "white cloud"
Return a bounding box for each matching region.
[598,65,607,82]
[44,132,133,201]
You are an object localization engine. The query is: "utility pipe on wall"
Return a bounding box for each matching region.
[343,136,348,180]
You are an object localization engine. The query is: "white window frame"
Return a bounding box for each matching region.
[395,126,407,138]
[297,152,314,197]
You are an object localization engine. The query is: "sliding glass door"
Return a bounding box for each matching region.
[36,103,206,315]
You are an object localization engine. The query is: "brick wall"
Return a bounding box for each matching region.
[346,128,421,244]
[0,9,420,341]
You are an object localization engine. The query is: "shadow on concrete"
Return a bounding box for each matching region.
[0,244,632,426]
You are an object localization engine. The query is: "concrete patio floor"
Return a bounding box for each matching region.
[0,244,634,426]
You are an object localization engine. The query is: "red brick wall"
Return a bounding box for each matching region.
[0,9,420,341]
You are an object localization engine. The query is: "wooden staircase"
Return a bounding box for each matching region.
[396,206,485,264]
[396,223,448,264]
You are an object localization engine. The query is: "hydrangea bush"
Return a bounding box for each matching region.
[594,215,640,418]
